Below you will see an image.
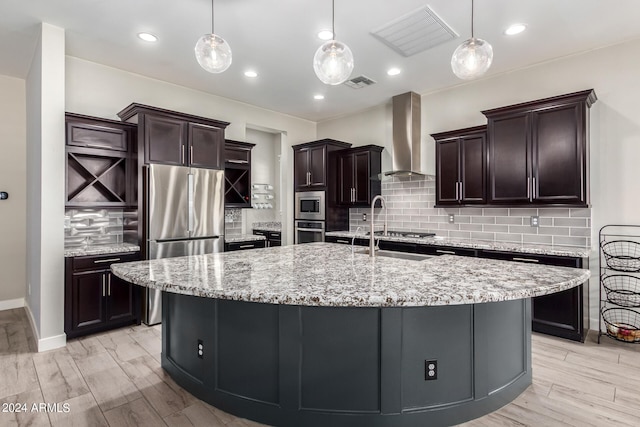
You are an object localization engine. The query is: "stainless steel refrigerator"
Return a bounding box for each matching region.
[143,163,224,325]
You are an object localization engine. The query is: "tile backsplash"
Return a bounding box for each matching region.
[349,176,591,248]
[225,208,242,236]
[65,209,124,248]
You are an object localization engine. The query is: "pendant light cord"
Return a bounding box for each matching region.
[471,0,474,38]
[332,0,336,40]
[211,0,215,34]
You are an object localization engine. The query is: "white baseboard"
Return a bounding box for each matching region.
[0,298,25,311]
[23,302,66,352]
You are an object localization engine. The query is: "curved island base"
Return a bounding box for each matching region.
[162,293,532,427]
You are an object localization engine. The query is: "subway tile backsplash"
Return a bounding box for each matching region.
[64,209,124,248]
[225,208,242,236]
[349,175,591,248]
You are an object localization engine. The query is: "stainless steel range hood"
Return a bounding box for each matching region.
[384,92,424,177]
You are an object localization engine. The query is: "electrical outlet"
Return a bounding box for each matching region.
[448,214,455,224]
[362,213,367,222]
[197,339,204,359]
[530,215,539,227]
[425,360,437,380]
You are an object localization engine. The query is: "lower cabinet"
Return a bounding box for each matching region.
[326,236,588,342]
[253,230,281,247]
[65,252,141,339]
[224,240,267,252]
[478,250,588,342]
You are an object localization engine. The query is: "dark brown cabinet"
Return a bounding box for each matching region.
[65,114,137,208]
[253,230,281,247]
[483,90,596,206]
[117,103,229,170]
[65,252,141,338]
[224,240,267,251]
[337,145,383,207]
[433,126,486,206]
[478,250,588,342]
[224,140,255,208]
[293,139,351,191]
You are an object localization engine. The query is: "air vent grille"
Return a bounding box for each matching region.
[371,5,458,57]
[344,75,377,89]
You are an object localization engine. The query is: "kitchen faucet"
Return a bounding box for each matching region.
[369,195,388,257]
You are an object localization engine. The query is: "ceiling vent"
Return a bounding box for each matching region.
[343,75,377,89]
[371,5,458,57]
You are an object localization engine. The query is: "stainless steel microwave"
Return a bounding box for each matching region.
[295,191,325,221]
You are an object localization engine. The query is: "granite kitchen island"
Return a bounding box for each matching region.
[111,242,590,427]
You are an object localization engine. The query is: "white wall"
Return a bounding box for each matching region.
[0,76,27,309]
[65,57,316,245]
[25,23,66,351]
[318,38,640,329]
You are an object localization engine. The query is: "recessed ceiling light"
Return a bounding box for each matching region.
[505,23,527,36]
[387,68,401,76]
[137,32,158,42]
[314,94,325,100]
[317,30,334,40]
[244,70,258,78]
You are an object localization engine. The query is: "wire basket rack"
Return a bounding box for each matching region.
[601,275,640,307]
[601,240,640,272]
[601,308,640,343]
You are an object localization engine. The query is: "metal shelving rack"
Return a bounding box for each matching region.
[598,225,640,344]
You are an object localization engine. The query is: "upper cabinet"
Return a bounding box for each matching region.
[336,145,383,207]
[224,140,255,208]
[65,113,137,207]
[433,126,487,206]
[117,103,229,170]
[483,89,596,206]
[293,139,351,191]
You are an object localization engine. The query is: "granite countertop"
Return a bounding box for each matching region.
[225,234,267,243]
[325,231,590,258]
[111,242,590,308]
[64,243,140,258]
[252,226,282,232]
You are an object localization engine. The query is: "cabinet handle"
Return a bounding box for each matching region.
[527,177,531,201]
[436,249,456,255]
[307,171,311,186]
[102,275,106,297]
[336,239,350,244]
[226,159,249,164]
[190,145,193,165]
[512,257,539,263]
[239,244,255,249]
[108,274,111,296]
[455,182,459,200]
[182,144,186,164]
[459,182,463,200]
[94,258,121,264]
[532,177,536,200]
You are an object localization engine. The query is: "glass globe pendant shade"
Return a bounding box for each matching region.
[313,40,354,85]
[195,33,232,73]
[451,37,493,80]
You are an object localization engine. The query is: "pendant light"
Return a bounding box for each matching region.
[451,0,493,80]
[195,0,232,73]
[313,0,354,85]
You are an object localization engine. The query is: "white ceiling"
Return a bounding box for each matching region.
[2,0,640,122]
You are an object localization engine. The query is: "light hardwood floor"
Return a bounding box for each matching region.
[1,307,639,426]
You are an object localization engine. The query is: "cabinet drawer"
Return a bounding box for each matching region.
[478,250,583,267]
[225,241,267,252]
[67,122,128,151]
[72,252,140,272]
[417,245,478,257]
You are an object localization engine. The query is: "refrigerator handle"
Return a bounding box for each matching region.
[188,173,194,234]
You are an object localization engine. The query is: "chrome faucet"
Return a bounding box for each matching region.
[369,195,388,257]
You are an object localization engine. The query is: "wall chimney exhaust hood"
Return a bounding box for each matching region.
[383,91,424,177]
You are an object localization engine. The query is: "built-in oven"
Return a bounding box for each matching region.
[295,220,325,244]
[295,191,325,221]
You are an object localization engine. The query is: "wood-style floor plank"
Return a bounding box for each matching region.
[2,308,640,427]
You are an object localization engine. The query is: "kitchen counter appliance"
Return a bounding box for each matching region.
[144,163,224,325]
[295,191,325,221]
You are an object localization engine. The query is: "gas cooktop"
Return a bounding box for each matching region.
[367,230,436,238]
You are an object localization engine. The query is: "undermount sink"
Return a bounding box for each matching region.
[354,249,433,262]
